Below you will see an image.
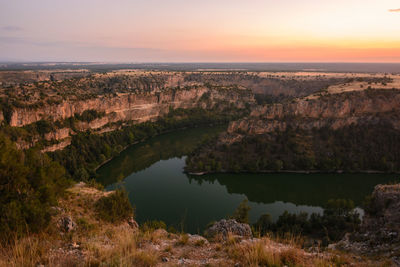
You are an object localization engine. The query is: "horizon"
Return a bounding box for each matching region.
[2,61,400,64]
[2,61,400,73]
[1,0,400,62]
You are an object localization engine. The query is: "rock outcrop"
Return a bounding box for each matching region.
[10,87,253,127]
[335,184,400,262]
[205,219,252,239]
[58,215,76,233]
[228,90,400,135]
[9,86,254,151]
[363,184,400,234]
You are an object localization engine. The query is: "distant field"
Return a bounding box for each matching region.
[1,62,400,73]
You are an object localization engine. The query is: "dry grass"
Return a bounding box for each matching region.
[0,235,47,267]
[85,228,158,266]
[304,74,400,100]
[176,233,190,246]
[0,183,392,266]
[228,239,284,267]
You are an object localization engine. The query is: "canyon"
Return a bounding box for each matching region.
[185,81,400,174]
[227,89,400,137]
[2,69,399,158]
[1,71,255,151]
[2,67,400,266]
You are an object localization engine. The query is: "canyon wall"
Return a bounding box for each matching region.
[10,87,252,127]
[336,184,400,256]
[9,86,254,151]
[228,90,400,135]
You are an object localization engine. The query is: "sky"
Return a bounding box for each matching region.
[0,0,400,62]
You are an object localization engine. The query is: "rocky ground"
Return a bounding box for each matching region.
[333,184,400,266]
[1,182,397,266]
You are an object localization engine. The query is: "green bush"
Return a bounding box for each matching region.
[254,198,361,244]
[187,120,400,174]
[253,214,272,236]
[230,199,251,224]
[0,134,69,243]
[95,189,133,223]
[74,109,106,122]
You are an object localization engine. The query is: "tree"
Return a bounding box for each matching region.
[0,134,69,242]
[254,214,272,235]
[231,199,251,224]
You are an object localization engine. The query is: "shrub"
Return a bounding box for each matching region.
[74,109,105,122]
[95,189,133,223]
[231,199,251,224]
[0,134,69,243]
[176,234,189,246]
[253,198,361,244]
[254,214,272,236]
[141,220,167,232]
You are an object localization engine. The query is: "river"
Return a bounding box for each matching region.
[97,125,398,233]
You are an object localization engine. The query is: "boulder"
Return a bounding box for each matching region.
[335,184,400,259]
[58,216,76,233]
[362,184,400,234]
[205,219,252,239]
[127,217,139,229]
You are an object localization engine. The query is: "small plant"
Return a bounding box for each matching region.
[87,179,104,190]
[194,239,206,247]
[95,189,133,223]
[141,220,167,232]
[176,234,189,246]
[76,218,94,232]
[131,251,159,267]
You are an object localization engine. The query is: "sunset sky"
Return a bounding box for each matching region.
[1,0,399,62]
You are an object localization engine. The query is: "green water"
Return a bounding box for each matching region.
[97,125,398,233]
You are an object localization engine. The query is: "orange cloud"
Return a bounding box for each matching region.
[389,8,400,12]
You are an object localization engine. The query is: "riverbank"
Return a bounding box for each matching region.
[187,169,397,176]
[48,105,244,181]
[94,123,227,172]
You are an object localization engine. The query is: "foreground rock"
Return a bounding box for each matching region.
[58,215,76,233]
[335,184,400,264]
[0,182,391,266]
[206,219,252,239]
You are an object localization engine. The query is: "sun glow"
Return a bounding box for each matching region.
[0,0,399,62]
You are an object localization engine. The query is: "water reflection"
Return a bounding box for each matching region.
[188,173,396,207]
[97,125,227,185]
[97,126,398,232]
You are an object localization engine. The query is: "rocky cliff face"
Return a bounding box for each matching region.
[11,87,252,127]
[335,184,400,262]
[363,184,400,234]
[228,90,400,135]
[9,86,254,151]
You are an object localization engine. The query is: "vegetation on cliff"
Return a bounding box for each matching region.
[95,189,133,223]
[254,199,360,245]
[227,197,360,246]
[50,106,249,180]
[186,122,400,174]
[0,134,69,243]
[184,72,393,101]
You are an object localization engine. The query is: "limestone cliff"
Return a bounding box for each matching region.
[11,87,252,127]
[185,89,400,174]
[228,90,400,135]
[9,86,254,151]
